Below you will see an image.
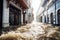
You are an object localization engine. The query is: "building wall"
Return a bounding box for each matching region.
[40,0,60,25]
[2,0,31,27]
[46,0,60,25]
[56,0,60,25]
[2,0,9,27]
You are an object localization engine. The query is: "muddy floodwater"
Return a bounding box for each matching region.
[0,22,60,40]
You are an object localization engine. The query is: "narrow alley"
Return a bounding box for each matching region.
[0,0,60,40]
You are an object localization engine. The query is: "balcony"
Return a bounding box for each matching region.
[19,0,30,9]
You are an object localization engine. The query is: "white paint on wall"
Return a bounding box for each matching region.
[2,0,9,27]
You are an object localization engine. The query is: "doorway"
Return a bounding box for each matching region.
[44,16,46,23]
[9,4,21,26]
[57,9,60,25]
[50,13,53,24]
[40,16,42,22]
[23,13,26,24]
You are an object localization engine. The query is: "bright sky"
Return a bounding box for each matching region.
[31,0,41,14]
[31,0,41,21]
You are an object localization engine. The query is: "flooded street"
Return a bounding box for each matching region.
[0,0,60,40]
[0,21,60,40]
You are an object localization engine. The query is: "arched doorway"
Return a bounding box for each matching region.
[57,9,60,25]
[50,13,53,24]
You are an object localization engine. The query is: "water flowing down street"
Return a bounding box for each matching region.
[0,21,60,40]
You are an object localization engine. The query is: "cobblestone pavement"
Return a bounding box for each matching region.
[0,22,60,40]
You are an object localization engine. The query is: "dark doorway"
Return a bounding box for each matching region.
[50,13,53,24]
[9,5,14,25]
[14,9,20,25]
[46,14,49,23]
[0,0,3,35]
[9,4,21,26]
[19,11,21,25]
[44,16,46,23]
[40,16,42,22]
[57,9,60,25]
[23,13,26,24]
[47,14,49,23]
